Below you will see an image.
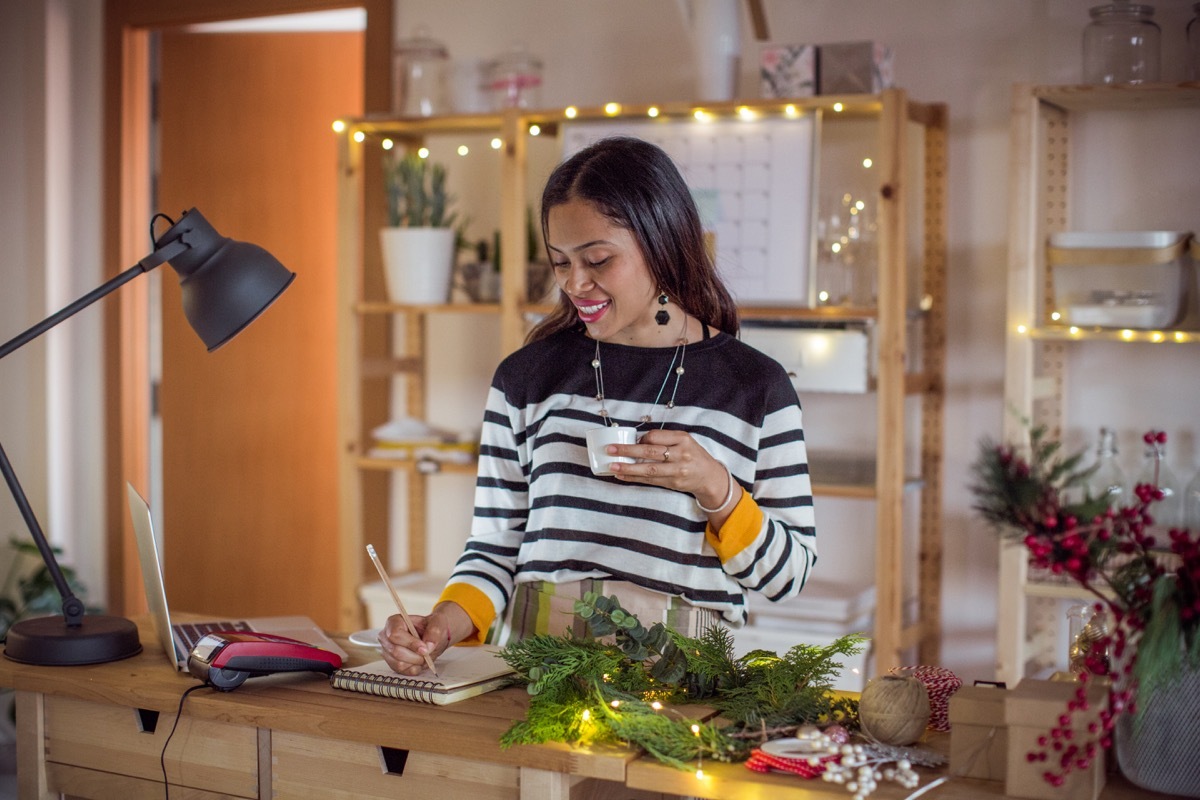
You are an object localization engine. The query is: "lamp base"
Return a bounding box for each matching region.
[4,614,142,665]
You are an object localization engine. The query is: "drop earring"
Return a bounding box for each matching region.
[655,292,671,326]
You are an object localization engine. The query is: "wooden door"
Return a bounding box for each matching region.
[155,30,360,628]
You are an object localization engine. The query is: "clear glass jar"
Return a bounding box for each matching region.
[392,28,449,117]
[1188,2,1200,82]
[1083,426,1127,507]
[484,45,543,110]
[1082,2,1161,85]
[1134,434,1182,527]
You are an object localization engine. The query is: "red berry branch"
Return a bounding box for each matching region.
[972,426,1199,786]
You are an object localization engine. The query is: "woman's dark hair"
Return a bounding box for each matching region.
[526,136,739,344]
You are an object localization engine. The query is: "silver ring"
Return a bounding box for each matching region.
[662,448,671,462]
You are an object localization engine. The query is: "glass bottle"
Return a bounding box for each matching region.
[1134,435,1182,527]
[1084,427,1127,507]
[1189,3,1200,82]
[1082,2,1161,85]
[1185,467,1200,530]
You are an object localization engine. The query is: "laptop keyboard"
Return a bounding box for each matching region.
[173,619,253,652]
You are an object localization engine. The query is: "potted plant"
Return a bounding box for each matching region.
[970,426,1200,796]
[379,151,459,304]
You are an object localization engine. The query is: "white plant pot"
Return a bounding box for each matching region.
[379,227,456,304]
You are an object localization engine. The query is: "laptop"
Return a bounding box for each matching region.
[126,482,347,672]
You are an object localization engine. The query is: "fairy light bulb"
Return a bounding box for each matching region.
[528,125,541,136]
[862,157,873,168]
[490,137,502,150]
[651,701,663,711]
[647,106,660,118]
[417,147,429,159]
[581,708,590,721]
[565,106,578,118]
[381,138,394,151]
[457,145,470,156]
[331,119,346,133]
[604,102,620,115]
[785,104,798,117]
[352,130,365,143]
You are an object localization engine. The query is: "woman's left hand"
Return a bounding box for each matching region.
[608,430,732,512]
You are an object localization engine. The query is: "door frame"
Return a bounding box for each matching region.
[102,0,392,614]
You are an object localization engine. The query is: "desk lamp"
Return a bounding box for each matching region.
[1,208,295,665]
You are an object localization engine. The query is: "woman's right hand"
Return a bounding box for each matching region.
[377,601,473,676]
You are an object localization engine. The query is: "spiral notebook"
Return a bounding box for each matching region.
[330,644,515,705]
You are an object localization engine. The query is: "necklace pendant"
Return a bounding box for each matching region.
[595,394,603,402]
[640,414,652,423]
[591,358,600,369]
[675,366,685,375]
[666,401,674,409]
[599,409,608,418]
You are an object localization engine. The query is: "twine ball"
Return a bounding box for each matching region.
[858,675,931,745]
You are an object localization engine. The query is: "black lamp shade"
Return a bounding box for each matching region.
[156,209,296,351]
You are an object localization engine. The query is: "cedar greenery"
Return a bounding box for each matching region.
[498,591,863,768]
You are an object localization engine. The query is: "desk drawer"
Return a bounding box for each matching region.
[43,695,259,797]
[272,731,519,799]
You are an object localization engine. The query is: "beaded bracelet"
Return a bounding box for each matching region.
[696,468,738,514]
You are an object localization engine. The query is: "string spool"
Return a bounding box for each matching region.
[889,664,962,732]
[858,674,931,745]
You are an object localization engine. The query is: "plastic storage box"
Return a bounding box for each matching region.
[1047,230,1191,329]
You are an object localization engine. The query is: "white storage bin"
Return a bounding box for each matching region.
[1048,230,1192,329]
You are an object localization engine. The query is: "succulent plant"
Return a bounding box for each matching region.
[383,151,458,229]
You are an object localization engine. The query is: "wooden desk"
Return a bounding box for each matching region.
[0,617,1176,799]
[0,617,639,799]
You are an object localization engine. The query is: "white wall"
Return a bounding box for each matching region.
[0,0,105,604]
[3,0,1196,680]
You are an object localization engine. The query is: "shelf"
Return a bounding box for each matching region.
[356,301,501,315]
[337,89,949,672]
[998,81,1198,687]
[1025,326,1200,344]
[357,456,478,475]
[1033,82,1200,112]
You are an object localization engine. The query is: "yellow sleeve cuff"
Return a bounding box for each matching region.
[703,490,763,562]
[437,583,496,646]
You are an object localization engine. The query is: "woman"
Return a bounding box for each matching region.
[379,136,817,675]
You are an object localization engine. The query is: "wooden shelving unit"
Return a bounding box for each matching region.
[997,82,1200,687]
[335,90,948,674]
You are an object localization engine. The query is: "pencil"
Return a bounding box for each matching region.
[365,544,439,677]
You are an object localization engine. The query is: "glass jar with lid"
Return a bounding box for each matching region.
[392,27,449,117]
[484,45,543,110]
[1082,2,1161,85]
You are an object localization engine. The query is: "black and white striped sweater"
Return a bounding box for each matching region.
[441,326,818,635]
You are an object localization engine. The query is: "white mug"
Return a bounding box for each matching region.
[585,426,637,476]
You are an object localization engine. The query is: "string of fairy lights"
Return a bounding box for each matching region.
[331,100,1200,344]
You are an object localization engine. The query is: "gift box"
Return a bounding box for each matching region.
[817,41,894,95]
[760,43,816,98]
[1004,679,1107,800]
[948,683,1008,781]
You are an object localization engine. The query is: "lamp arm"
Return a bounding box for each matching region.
[0,441,84,623]
[0,236,187,626]
[0,239,186,361]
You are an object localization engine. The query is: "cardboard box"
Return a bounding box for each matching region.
[817,41,894,95]
[760,43,816,98]
[1004,679,1107,800]
[948,683,1008,781]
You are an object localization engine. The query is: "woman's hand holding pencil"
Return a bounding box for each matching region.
[367,545,475,677]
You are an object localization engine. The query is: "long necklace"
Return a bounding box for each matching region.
[591,315,688,429]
